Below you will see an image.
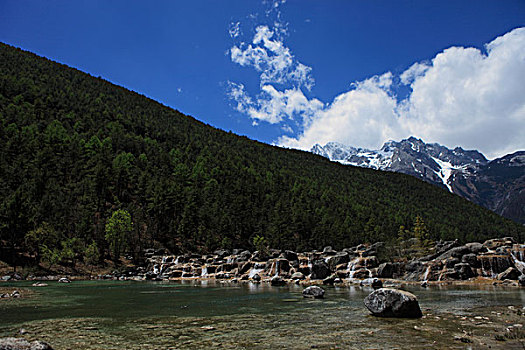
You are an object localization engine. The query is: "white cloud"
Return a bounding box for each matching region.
[280,27,525,159]
[230,25,314,89]
[279,73,403,150]
[228,3,524,159]
[229,22,241,38]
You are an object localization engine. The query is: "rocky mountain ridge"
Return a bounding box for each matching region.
[311,138,525,224]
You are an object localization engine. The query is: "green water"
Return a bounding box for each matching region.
[1,281,524,349]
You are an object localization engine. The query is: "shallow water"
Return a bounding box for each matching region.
[1,281,525,349]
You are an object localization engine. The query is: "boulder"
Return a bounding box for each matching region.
[483,237,515,250]
[352,269,371,279]
[270,276,286,286]
[238,262,253,275]
[303,286,325,299]
[291,272,305,280]
[435,246,470,261]
[519,274,525,287]
[0,337,53,350]
[465,242,487,254]
[58,277,71,283]
[377,263,394,278]
[326,253,350,271]
[310,260,331,280]
[251,273,261,282]
[283,250,298,262]
[322,274,337,285]
[497,267,521,280]
[363,288,422,318]
[322,246,336,255]
[461,253,480,268]
[453,263,476,280]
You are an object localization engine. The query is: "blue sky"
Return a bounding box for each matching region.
[1,1,524,158]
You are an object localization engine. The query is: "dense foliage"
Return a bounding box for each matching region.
[0,43,523,266]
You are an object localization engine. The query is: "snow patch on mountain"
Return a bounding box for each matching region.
[431,156,467,192]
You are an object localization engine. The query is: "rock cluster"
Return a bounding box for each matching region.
[407,237,525,282]
[144,244,384,284]
[142,237,525,285]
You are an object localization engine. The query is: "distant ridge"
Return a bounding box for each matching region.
[311,138,525,224]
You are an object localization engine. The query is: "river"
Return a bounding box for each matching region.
[1,280,524,349]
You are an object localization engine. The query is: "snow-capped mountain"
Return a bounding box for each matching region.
[311,137,525,224]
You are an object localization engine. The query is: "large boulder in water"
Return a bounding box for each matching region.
[0,337,53,349]
[364,288,423,318]
[302,286,325,299]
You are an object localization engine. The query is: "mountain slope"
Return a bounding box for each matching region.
[1,43,523,261]
[312,138,524,224]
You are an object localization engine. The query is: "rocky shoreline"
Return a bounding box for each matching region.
[3,237,525,288]
[135,237,525,287]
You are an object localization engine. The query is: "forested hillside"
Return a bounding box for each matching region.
[0,43,523,265]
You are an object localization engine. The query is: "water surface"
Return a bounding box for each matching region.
[1,281,524,349]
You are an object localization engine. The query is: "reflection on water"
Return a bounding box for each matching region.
[0,281,524,349]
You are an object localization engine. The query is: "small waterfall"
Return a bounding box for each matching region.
[227,257,234,264]
[174,256,179,265]
[201,265,208,277]
[249,268,264,278]
[153,264,159,274]
[273,260,280,277]
[422,265,431,282]
[347,257,360,280]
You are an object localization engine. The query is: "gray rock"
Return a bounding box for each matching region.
[363,288,422,318]
[519,274,525,286]
[291,272,305,280]
[377,263,394,278]
[302,286,325,299]
[251,273,261,282]
[0,337,53,350]
[270,276,286,286]
[283,250,298,262]
[497,267,521,280]
[310,260,331,280]
[322,274,337,285]
[371,278,383,289]
[453,263,476,280]
[326,253,350,271]
[435,246,470,261]
[461,253,479,267]
[465,242,487,254]
[57,277,71,283]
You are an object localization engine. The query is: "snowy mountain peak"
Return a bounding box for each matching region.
[310,140,524,224]
[310,137,488,191]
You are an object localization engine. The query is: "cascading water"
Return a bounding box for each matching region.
[201,266,208,277]
[273,260,280,277]
[347,257,360,280]
[422,265,431,282]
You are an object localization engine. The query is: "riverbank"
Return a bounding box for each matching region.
[2,237,525,289]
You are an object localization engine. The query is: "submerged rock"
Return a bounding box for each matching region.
[302,286,325,299]
[364,288,422,318]
[0,337,53,350]
[57,277,71,283]
[270,276,286,286]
